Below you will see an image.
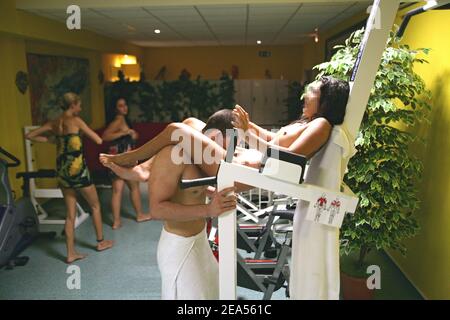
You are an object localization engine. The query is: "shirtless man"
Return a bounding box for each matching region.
[101,77,350,300]
[100,116,206,183]
[152,110,240,299]
[151,147,234,299]
[100,110,237,299]
[100,110,261,299]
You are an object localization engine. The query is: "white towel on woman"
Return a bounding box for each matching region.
[157,225,219,300]
[289,125,356,300]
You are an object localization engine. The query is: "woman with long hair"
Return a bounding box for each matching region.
[26,92,114,263]
[100,76,349,176]
[232,76,353,300]
[100,76,352,299]
[102,98,150,229]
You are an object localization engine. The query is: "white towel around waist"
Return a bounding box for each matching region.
[157,225,219,300]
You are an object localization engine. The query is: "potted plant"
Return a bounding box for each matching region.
[314,27,431,299]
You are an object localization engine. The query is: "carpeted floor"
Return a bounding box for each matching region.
[0,184,422,300]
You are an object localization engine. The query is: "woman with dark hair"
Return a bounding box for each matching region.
[102,98,150,229]
[100,76,349,169]
[26,92,114,263]
[232,76,354,300]
[100,76,353,299]
[231,76,350,155]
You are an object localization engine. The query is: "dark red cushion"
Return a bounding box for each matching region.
[83,123,168,174]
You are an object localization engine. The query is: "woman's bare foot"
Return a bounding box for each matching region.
[96,239,114,251]
[99,153,114,166]
[136,213,152,223]
[67,252,88,264]
[99,153,135,167]
[112,221,122,230]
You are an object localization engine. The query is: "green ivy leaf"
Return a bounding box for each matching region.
[320,25,429,264]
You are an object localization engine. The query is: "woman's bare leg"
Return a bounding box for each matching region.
[79,185,114,251]
[62,188,87,263]
[111,178,124,229]
[125,180,151,222]
[100,123,225,177]
[103,161,150,182]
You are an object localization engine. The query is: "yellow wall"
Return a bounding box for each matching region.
[143,45,304,81]
[387,8,450,300]
[299,2,450,299]
[0,0,142,195]
[0,34,31,195]
[1,0,448,300]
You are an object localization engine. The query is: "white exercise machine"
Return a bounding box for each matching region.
[217,140,359,299]
[216,0,430,300]
[24,126,89,228]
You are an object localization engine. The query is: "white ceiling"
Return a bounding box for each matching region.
[19,1,374,47]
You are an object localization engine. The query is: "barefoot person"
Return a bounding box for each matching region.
[150,144,234,299]
[101,98,150,229]
[102,110,259,299]
[101,116,207,183]
[26,92,114,263]
[100,112,262,185]
[100,76,351,299]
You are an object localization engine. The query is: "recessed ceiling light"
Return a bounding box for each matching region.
[154,29,161,34]
[257,40,262,44]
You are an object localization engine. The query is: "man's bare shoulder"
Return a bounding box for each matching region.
[153,145,189,168]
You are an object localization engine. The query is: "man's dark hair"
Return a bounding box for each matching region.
[316,76,350,125]
[202,109,235,136]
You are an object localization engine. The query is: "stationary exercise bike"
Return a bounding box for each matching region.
[0,147,55,270]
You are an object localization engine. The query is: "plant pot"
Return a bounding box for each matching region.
[341,271,375,300]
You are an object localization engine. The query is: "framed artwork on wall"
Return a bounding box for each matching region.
[26,53,91,125]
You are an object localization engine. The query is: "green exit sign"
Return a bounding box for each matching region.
[258,51,271,58]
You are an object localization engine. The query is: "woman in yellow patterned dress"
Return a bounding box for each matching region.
[26,92,114,263]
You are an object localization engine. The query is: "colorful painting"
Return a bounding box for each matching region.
[26,54,91,125]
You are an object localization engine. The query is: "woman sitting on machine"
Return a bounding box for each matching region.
[100,76,348,178]
[26,92,114,263]
[99,76,351,300]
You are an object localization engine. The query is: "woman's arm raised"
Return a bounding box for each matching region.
[232,105,276,142]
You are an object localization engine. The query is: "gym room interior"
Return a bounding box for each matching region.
[0,0,449,301]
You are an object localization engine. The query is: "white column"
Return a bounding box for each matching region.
[344,0,401,140]
[217,163,237,300]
